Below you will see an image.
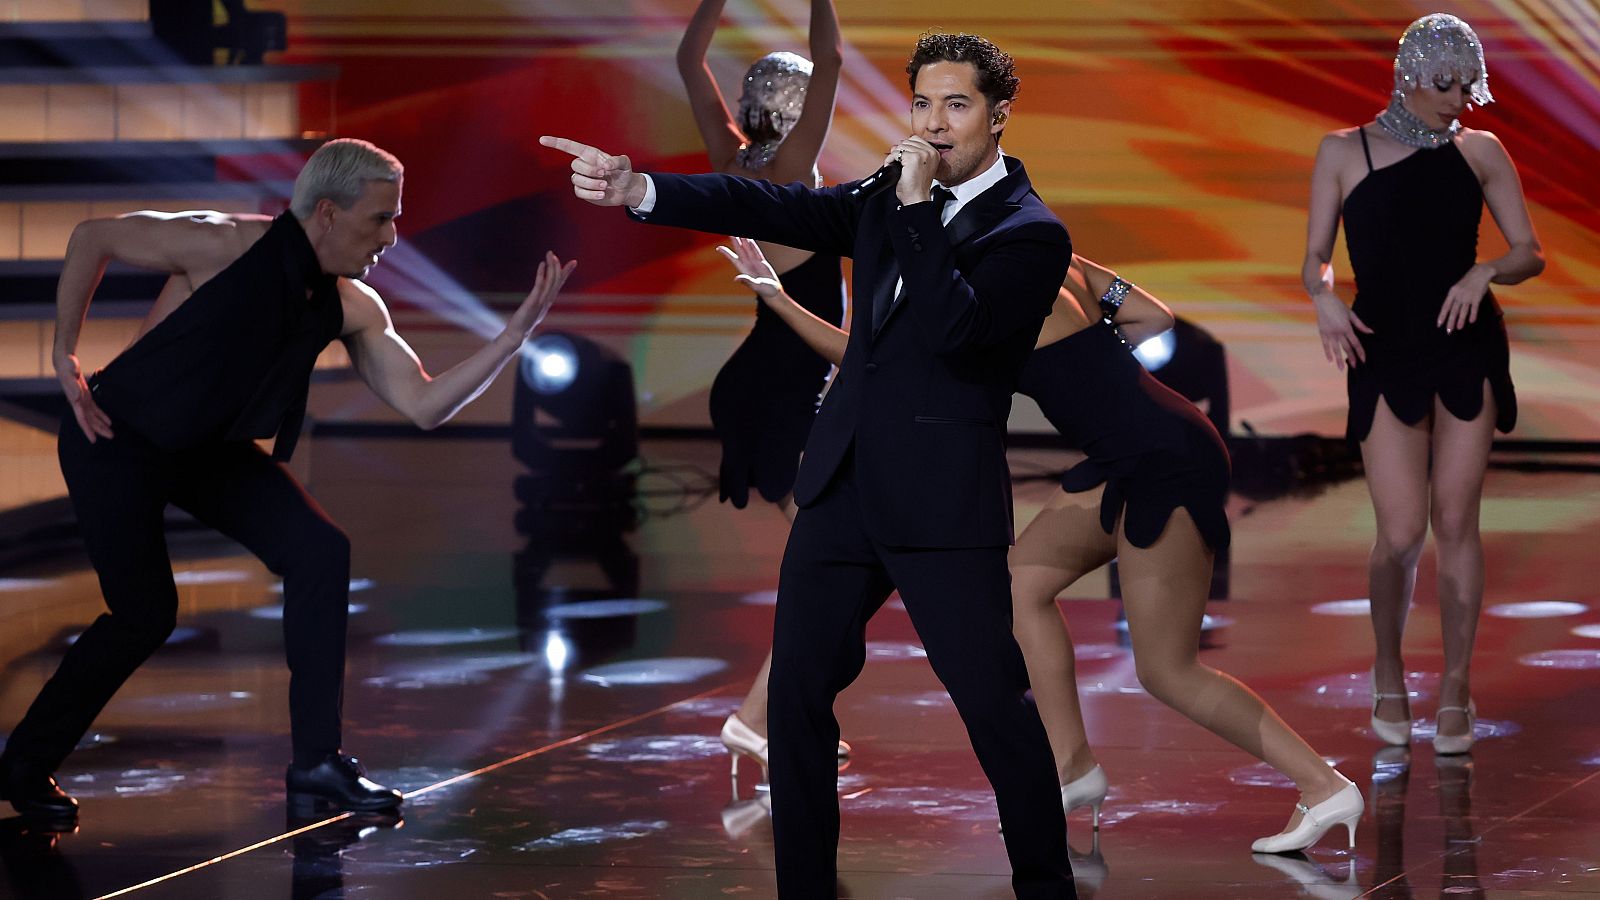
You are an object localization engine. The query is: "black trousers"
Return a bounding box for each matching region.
[2,415,351,773]
[768,457,1074,899]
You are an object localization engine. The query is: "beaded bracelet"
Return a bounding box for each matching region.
[1098,276,1131,316]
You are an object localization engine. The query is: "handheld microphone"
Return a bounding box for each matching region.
[847,159,902,198]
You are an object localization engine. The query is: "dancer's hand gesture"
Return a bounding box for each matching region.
[1438,263,1492,334]
[539,136,648,208]
[1312,291,1372,371]
[56,352,113,442]
[506,251,577,340]
[715,237,782,301]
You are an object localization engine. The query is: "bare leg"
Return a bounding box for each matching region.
[1360,398,1432,726]
[1429,384,1495,738]
[1117,509,1348,829]
[737,652,774,734]
[1009,485,1118,782]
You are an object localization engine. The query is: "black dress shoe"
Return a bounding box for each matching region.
[0,757,79,822]
[285,753,402,814]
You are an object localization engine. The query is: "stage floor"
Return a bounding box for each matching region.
[1,435,1598,899]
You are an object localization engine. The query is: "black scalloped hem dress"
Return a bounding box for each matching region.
[708,251,846,508]
[1019,320,1232,554]
[1342,129,1517,444]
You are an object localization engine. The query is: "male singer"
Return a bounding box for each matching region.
[544,32,1074,899]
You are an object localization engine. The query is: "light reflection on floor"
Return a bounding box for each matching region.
[0,436,1596,899]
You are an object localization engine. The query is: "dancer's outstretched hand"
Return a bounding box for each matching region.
[506,251,577,340]
[715,237,782,301]
[539,136,648,208]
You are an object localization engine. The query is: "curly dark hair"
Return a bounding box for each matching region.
[905,32,1019,109]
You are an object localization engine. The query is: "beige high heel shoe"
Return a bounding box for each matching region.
[1432,699,1477,755]
[1251,775,1364,854]
[1060,764,1109,830]
[1369,669,1412,746]
[720,713,769,782]
[719,713,851,782]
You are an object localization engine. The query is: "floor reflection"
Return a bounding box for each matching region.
[0,438,1597,898]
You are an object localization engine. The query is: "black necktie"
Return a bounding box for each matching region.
[873,187,959,335]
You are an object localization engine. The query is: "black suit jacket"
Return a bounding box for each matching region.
[634,156,1071,548]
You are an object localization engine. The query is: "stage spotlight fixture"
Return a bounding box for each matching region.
[1132,329,1176,371]
[522,335,579,394]
[511,331,640,537]
[1146,315,1230,439]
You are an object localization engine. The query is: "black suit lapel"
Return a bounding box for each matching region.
[873,158,1035,340]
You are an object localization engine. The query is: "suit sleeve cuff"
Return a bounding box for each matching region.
[630,175,658,215]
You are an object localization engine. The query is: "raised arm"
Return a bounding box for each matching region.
[539,135,860,257]
[342,252,575,429]
[53,211,240,441]
[768,0,843,183]
[1303,132,1371,370]
[717,236,846,364]
[1438,130,1545,332]
[1073,255,1175,346]
[675,0,744,169]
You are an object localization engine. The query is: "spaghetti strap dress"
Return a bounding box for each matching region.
[709,251,846,507]
[1342,127,1516,442]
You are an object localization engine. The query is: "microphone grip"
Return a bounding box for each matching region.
[847,159,902,198]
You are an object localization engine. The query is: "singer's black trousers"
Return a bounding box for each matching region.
[1,414,351,774]
[767,455,1075,899]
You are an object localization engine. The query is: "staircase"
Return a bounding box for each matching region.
[0,0,336,389]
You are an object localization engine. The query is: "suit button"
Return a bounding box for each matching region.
[912,242,923,251]
[865,363,879,373]
[907,226,918,236]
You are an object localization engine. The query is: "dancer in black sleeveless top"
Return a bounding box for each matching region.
[1304,13,1543,755]
[721,237,1361,854]
[675,0,852,780]
[0,140,573,824]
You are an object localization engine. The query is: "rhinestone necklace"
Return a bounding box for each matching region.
[1375,93,1459,149]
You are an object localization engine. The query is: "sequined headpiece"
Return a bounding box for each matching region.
[1392,14,1493,107]
[736,51,812,169]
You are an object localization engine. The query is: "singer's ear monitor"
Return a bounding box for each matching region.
[993,111,1008,125]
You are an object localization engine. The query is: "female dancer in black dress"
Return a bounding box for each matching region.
[675,0,851,776]
[720,237,1361,853]
[1303,13,1543,754]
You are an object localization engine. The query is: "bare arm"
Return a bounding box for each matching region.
[1438,130,1545,332]
[1302,132,1372,370]
[676,0,745,170]
[1073,255,1174,346]
[342,253,575,429]
[53,211,241,440]
[767,0,843,183]
[717,237,846,365]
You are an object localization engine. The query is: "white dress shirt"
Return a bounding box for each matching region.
[893,149,1008,300]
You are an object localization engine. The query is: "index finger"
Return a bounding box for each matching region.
[539,135,595,159]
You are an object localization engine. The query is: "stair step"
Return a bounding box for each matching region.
[0,180,294,200]
[0,139,316,186]
[0,21,164,67]
[0,78,325,142]
[3,0,146,24]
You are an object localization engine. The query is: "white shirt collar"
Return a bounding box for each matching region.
[934,148,1007,224]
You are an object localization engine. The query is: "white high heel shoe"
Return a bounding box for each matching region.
[720,713,769,782]
[719,713,851,780]
[1369,669,1412,746]
[1060,765,1109,830]
[1432,699,1476,755]
[1251,776,1364,854]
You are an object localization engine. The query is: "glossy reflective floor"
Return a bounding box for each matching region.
[2,435,1599,899]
